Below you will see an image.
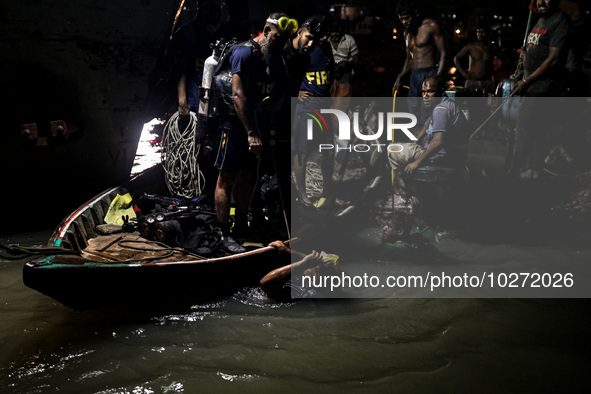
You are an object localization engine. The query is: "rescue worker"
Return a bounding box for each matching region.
[213,13,295,253]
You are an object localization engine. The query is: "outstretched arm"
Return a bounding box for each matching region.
[260,250,324,301]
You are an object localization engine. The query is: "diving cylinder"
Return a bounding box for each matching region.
[196,44,220,141]
[201,49,218,92]
[500,79,519,122]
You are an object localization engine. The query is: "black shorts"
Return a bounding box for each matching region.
[214,117,257,175]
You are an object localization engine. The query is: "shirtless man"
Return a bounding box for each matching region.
[453,27,495,95]
[392,0,447,102]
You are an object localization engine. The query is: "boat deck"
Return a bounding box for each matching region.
[80,232,200,264]
[79,231,270,265]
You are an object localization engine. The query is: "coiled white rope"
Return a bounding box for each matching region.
[305,162,324,197]
[161,111,205,199]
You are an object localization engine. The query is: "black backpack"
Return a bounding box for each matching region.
[211,39,259,118]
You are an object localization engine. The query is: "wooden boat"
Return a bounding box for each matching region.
[22,166,290,311]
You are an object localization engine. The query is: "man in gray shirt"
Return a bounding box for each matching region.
[388,77,467,175]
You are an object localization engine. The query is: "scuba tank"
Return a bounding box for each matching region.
[498,79,519,122]
[196,41,222,140]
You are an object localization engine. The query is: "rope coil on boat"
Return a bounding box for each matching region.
[115,239,206,263]
[161,111,206,199]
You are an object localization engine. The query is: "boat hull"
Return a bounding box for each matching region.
[24,248,287,310]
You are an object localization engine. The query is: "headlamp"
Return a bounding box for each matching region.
[302,19,329,38]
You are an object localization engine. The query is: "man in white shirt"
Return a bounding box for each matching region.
[329,24,359,111]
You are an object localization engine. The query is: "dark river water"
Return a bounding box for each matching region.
[1,228,589,393]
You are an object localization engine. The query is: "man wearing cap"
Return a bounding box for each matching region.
[290,13,337,207]
[282,14,331,97]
